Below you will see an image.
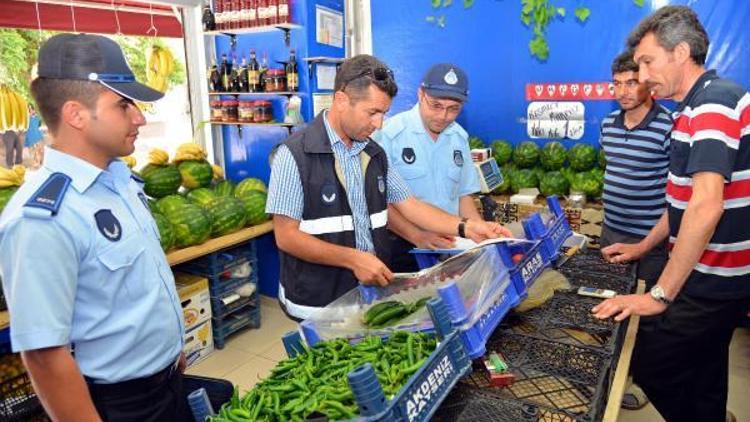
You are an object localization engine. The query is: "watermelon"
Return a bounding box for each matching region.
[143,165,181,198]
[178,160,213,189]
[571,171,603,198]
[152,212,176,251]
[235,177,268,197]
[568,144,597,171]
[598,148,606,169]
[155,194,188,216]
[214,180,236,197]
[186,187,217,209]
[0,187,18,214]
[206,197,247,236]
[531,166,546,185]
[139,163,161,178]
[490,140,513,165]
[468,136,485,150]
[165,203,212,248]
[560,166,576,185]
[540,141,567,170]
[511,169,539,193]
[237,190,269,226]
[589,167,605,184]
[540,171,570,197]
[512,141,540,168]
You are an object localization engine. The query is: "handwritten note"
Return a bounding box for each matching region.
[526,102,585,140]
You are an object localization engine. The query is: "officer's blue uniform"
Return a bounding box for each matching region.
[376,104,480,215]
[0,147,184,384]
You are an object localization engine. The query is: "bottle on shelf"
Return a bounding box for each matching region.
[267,0,278,26]
[202,1,216,31]
[285,49,299,91]
[259,51,269,91]
[247,49,261,92]
[241,0,257,28]
[217,0,227,30]
[230,55,243,92]
[231,0,242,30]
[219,53,232,92]
[256,0,268,26]
[208,59,222,92]
[237,56,250,92]
[277,0,290,24]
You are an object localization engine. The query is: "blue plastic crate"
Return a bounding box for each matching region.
[207,271,258,301]
[212,304,261,349]
[283,298,473,422]
[522,196,573,262]
[210,290,258,319]
[177,241,257,278]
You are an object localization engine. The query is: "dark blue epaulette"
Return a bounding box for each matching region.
[23,172,71,218]
[131,173,145,184]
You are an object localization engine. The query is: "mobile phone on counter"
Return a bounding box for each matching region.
[577,286,616,299]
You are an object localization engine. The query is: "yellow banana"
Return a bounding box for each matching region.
[0,180,19,188]
[5,87,18,131]
[12,165,25,180]
[122,156,137,169]
[212,164,224,180]
[162,47,174,76]
[148,148,169,165]
[0,86,9,132]
[0,166,23,186]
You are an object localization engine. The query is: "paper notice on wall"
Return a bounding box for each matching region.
[526,102,585,140]
[316,64,337,91]
[316,5,344,48]
[313,93,334,117]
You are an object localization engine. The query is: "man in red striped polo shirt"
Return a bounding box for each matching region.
[592,6,750,422]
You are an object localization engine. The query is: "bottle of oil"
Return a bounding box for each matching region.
[237,56,250,92]
[208,59,221,92]
[247,49,261,92]
[219,53,232,92]
[285,49,299,91]
[202,1,216,31]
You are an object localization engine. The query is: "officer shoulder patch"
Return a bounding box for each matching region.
[453,150,464,167]
[402,147,416,164]
[321,182,337,206]
[130,173,145,184]
[137,192,151,211]
[377,175,385,194]
[23,172,72,216]
[95,209,122,241]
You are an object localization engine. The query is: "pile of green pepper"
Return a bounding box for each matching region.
[210,331,438,421]
[362,297,431,328]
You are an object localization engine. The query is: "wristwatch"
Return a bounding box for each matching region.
[649,285,672,306]
[457,218,469,238]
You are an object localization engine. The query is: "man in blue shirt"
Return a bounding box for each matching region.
[376,64,486,272]
[0,34,187,421]
[267,55,506,321]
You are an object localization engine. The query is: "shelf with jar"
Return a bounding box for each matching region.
[202,0,296,34]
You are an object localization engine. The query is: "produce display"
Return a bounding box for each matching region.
[362,297,430,328]
[206,196,247,236]
[145,45,175,93]
[212,332,438,422]
[0,165,25,213]
[142,149,182,198]
[539,141,567,170]
[511,141,540,168]
[490,140,513,165]
[0,84,29,133]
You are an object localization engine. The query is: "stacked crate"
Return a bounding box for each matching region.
[176,240,261,349]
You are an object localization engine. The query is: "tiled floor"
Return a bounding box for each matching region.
[188,295,750,421]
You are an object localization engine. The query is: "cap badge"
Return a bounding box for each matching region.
[444,69,458,85]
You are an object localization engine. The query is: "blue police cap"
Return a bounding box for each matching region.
[37,33,163,103]
[420,63,469,102]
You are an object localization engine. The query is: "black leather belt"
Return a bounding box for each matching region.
[85,359,179,398]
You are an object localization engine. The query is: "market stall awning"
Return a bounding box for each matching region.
[0,0,187,38]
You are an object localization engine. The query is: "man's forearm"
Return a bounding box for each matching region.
[386,205,423,245]
[640,211,670,252]
[459,195,482,221]
[22,347,100,422]
[393,197,461,236]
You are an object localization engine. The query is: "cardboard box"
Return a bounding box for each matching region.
[174,272,211,331]
[183,319,213,367]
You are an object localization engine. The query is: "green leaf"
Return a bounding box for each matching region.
[521,0,534,15]
[521,14,532,26]
[443,0,453,6]
[633,0,645,6]
[574,7,591,23]
[463,0,474,8]
[529,34,549,60]
[557,7,566,17]
[431,0,441,8]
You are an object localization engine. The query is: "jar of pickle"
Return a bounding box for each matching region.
[238,100,254,123]
[252,100,273,123]
[263,69,287,92]
[210,99,223,121]
[222,99,239,122]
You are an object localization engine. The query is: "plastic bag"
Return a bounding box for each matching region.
[514,268,570,312]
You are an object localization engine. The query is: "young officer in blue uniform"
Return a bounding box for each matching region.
[0,34,188,421]
[377,64,494,272]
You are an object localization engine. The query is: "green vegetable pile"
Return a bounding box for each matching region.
[211,332,438,421]
[362,298,431,328]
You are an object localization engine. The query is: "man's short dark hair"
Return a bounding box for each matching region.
[627,5,709,65]
[611,50,639,75]
[334,54,398,101]
[30,78,105,134]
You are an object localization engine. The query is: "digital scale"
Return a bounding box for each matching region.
[472,152,504,193]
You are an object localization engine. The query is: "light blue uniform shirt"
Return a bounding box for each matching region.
[376,104,480,215]
[266,111,411,252]
[0,147,184,383]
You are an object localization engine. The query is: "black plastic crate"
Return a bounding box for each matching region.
[176,241,257,278]
[0,355,46,422]
[557,267,636,295]
[498,313,615,352]
[559,249,635,279]
[455,333,612,421]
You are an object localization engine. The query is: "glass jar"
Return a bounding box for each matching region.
[263,69,287,92]
[238,100,254,123]
[210,99,223,121]
[252,100,273,123]
[277,0,289,24]
[222,99,239,122]
[267,0,278,25]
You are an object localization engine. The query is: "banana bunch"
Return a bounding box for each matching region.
[211,164,224,181]
[0,85,29,132]
[145,45,175,93]
[173,143,207,164]
[148,148,170,165]
[121,156,137,169]
[0,165,26,188]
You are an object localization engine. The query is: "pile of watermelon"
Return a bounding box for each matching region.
[488,140,604,201]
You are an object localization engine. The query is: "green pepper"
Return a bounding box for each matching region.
[322,400,356,419]
[407,334,416,365]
